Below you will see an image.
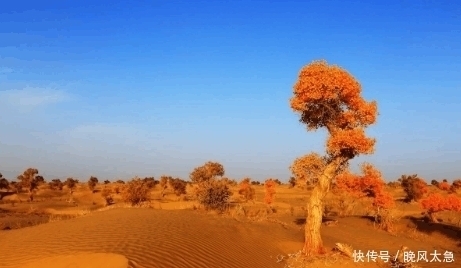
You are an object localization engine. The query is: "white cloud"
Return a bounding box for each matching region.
[0,87,73,108]
[55,123,156,153]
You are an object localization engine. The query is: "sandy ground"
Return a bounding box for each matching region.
[0,184,460,268]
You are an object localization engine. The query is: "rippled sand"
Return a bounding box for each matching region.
[0,208,284,268]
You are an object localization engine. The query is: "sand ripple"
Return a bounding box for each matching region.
[0,209,282,268]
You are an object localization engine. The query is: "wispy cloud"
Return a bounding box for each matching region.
[0,87,73,108]
[0,67,13,74]
[56,123,156,152]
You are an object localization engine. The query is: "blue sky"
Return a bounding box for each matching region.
[0,0,460,182]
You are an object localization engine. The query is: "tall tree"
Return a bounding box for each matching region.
[289,60,377,256]
[17,168,42,201]
[0,173,9,190]
[65,178,77,195]
[88,176,99,193]
[189,161,224,183]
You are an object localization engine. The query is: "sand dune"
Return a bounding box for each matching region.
[0,208,285,268]
[17,253,128,268]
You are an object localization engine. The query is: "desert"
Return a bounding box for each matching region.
[1,1,460,268]
[0,168,460,268]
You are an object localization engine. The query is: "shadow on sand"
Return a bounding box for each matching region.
[406,216,461,246]
[294,216,339,226]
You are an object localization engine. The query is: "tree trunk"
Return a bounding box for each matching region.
[303,161,339,257]
[428,212,439,223]
[28,189,33,202]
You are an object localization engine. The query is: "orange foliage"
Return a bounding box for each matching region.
[189,161,224,183]
[438,181,450,191]
[451,179,461,193]
[290,60,377,159]
[372,191,395,210]
[290,60,379,256]
[264,179,276,205]
[400,175,428,201]
[326,128,375,156]
[238,178,255,202]
[421,193,461,214]
[289,153,325,186]
[335,163,394,210]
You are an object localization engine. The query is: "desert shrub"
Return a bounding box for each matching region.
[438,181,450,191]
[9,181,21,193]
[49,179,63,190]
[264,179,277,206]
[420,193,461,222]
[334,163,395,231]
[17,168,43,201]
[116,180,125,184]
[65,178,77,194]
[273,179,282,185]
[250,181,260,185]
[101,187,114,206]
[387,181,400,188]
[0,176,9,190]
[104,180,110,184]
[431,180,439,186]
[170,178,187,196]
[451,179,461,192]
[88,176,98,193]
[35,176,45,185]
[189,161,224,183]
[442,179,448,183]
[113,184,122,194]
[143,177,156,188]
[121,177,151,206]
[238,178,255,202]
[222,177,237,186]
[195,179,232,212]
[159,176,172,197]
[400,174,428,202]
[288,177,296,188]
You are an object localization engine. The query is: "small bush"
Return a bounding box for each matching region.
[238,178,255,202]
[387,181,400,188]
[190,161,224,183]
[195,179,232,212]
[65,178,77,194]
[88,176,98,193]
[48,179,63,191]
[170,178,187,196]
[431,180,439,186]
[222,177,237,186]
[159,176,171,197]
[113,184,121,194]
[250,181,261,185]
[0,177,9,190]
[420,193,461,222]
[101,187,114,206]
[264,179,277,205]
[451,179,461,192]
[121,177,151,206]
[334,163,395,231]
[400,174,428,202]
[143,177,156,188]
[288,177,296,188]
[438,181,450,191]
